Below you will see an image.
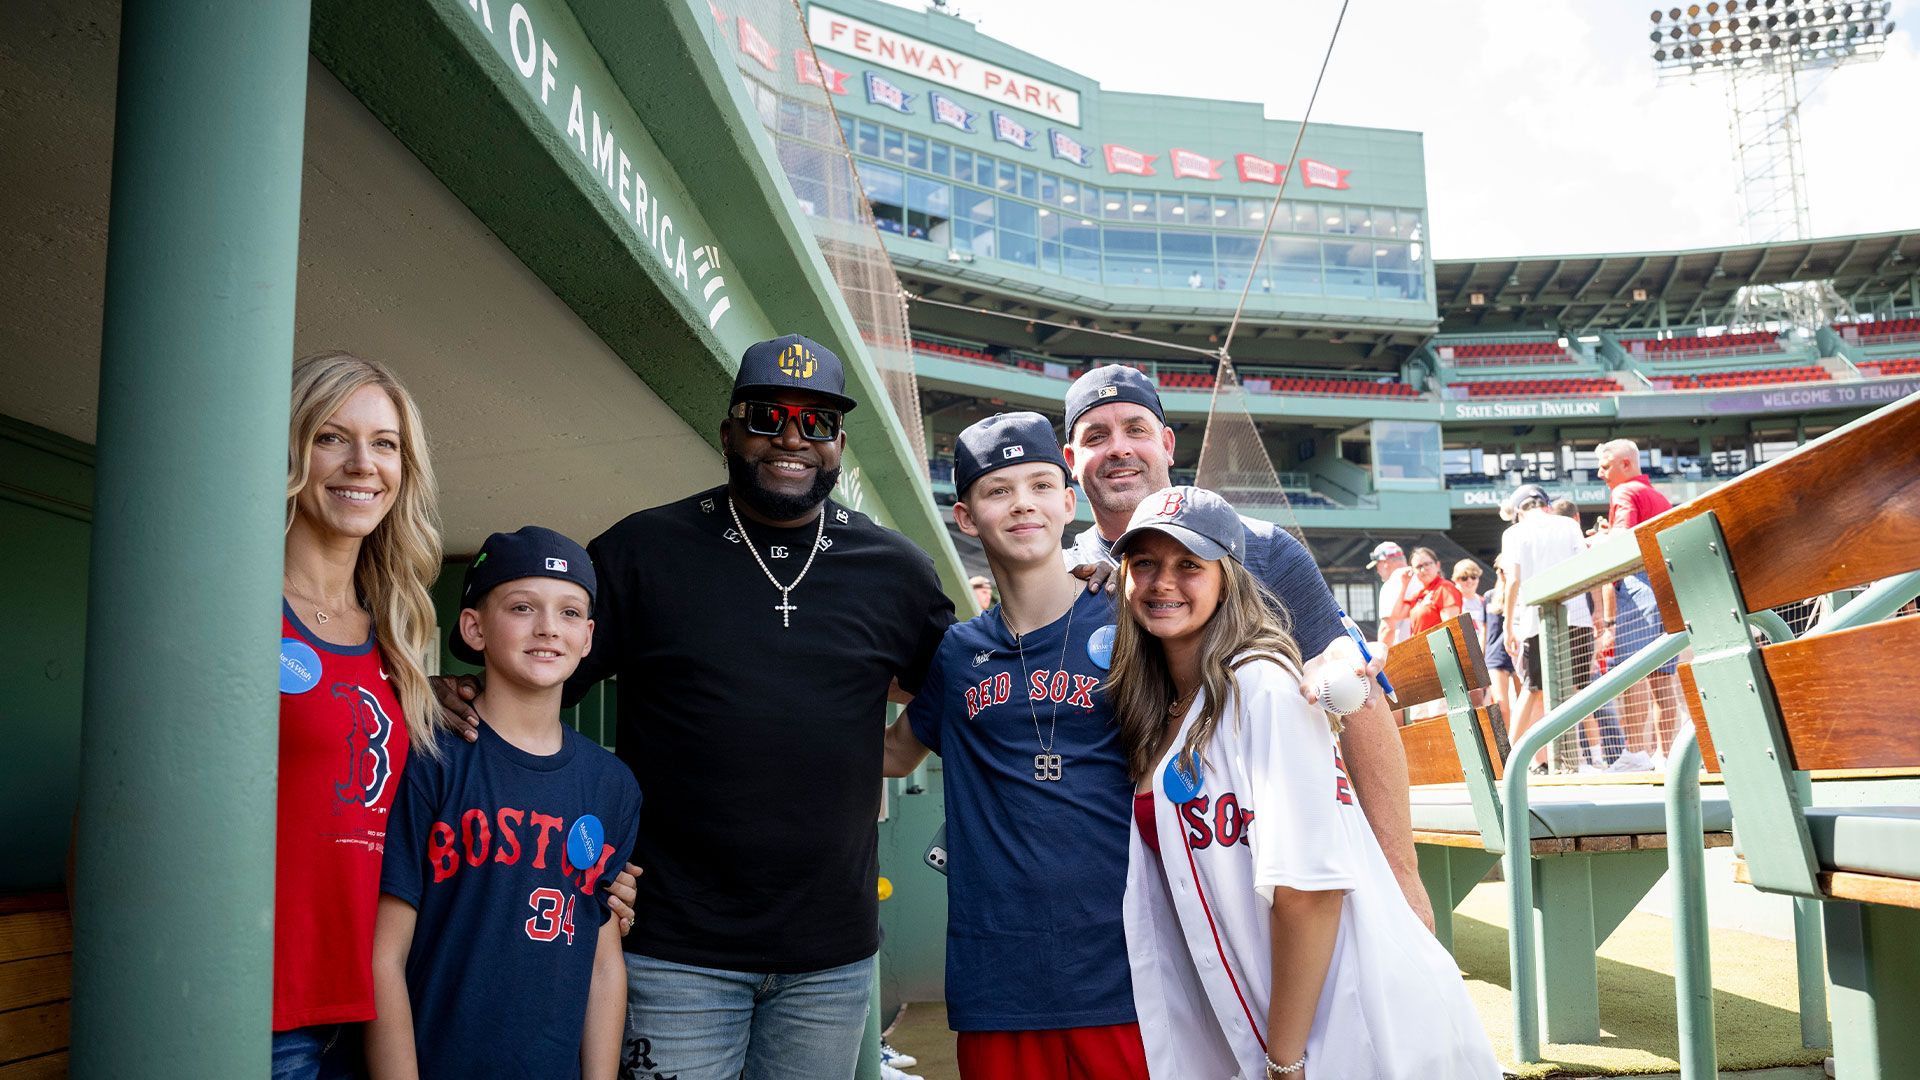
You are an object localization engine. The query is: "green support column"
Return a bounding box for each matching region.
[70,2,312,1077]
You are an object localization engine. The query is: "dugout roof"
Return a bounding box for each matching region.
[1434,229,1919,334]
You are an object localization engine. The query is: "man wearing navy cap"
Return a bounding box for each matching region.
[1058,364,1432,929]
[434,335,954,1080]
[883,413,1149,1079]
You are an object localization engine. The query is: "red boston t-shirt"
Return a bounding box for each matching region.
[1408,575,1464,634]
[274,607,410,1030]
[1608,474,1673,532]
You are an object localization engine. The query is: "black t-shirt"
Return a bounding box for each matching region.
[566,485,954,973]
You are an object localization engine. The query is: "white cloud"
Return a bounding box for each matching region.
[877,0,1920,259]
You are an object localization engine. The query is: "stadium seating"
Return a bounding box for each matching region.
[1451,377,1615,397]
[1663,366,1830,390]
[1442,340,1573,366]
[1840,316,1920,343]
[1623,330,1782,358]
[909,337,997,364]
[1862,356,1920,377]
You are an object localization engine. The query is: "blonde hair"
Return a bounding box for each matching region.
[1108,551,1310,783]
[287,351,445,755]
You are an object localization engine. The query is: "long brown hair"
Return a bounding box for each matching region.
[1108,551,1311,782]
[286,351,445,755]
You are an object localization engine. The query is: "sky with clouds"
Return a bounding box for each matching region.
[874,0,1919,260]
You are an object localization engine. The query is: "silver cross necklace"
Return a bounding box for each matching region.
[727,496,827,628]
[1002,598,1076,782]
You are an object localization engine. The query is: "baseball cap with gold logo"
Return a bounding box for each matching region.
[732,333,858,413]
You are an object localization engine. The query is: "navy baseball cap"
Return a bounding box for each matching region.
[450,525,598,665]
[953,412,1070,498]
[1064,364,1164,439]
[1510,483,1550,511]
[1111,485,1245,564]
[732,334,858,413]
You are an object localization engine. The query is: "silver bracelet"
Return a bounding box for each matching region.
[1265,1051,1308,1076]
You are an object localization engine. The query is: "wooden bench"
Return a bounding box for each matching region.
[1392,614,1734,1045]
[0,892,71,1079]
[1642,391,1920,1079]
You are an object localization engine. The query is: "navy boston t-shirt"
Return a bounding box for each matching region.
[382,722,641,1079]
[907,590,1135,1032]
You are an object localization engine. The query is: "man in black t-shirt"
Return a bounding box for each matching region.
[436,335,952,1080]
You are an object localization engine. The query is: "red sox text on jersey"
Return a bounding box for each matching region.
[964,668,1100,719]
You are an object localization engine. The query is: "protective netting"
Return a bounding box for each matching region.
[1193,356,1308,551]
[702,0,925,472]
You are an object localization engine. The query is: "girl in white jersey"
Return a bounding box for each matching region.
[1107,486,1500,1080]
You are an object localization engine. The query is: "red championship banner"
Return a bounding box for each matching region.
[707,0,730,31]
[1300,158,1352,190]
[794,51,850,94]
[736,16,779,72]
[1235,153,1286,185]
[1103,143,1157,176]
[1169,149,1223,180]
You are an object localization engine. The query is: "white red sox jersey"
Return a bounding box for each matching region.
[1123,655,1500,1080]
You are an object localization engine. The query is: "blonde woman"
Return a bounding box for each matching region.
[273,352,442,1079]
[1110,487,1497,1080]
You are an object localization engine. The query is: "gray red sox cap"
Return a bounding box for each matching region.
[450,525,598,665]
[1111,485,1245,564]
[953,412,1070,498]
[1064,364,1164,438]
[732,334,858,413]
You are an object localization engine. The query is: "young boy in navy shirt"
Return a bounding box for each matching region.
[369,526,641,1080]
[880,414,1148,1079]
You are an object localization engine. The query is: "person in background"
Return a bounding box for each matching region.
[1483,556,1518,728]
[273,352,443,1079]
[1595,438,1680,770]
[968,574,994,612]
[1367,541,1415,647]
[1452,559,1486,645]
[1405,547,1464,637]
[1500,485,1595,771]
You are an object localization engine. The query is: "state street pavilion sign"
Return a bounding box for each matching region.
[1442,398,1617,421]
[808,6,1082,126]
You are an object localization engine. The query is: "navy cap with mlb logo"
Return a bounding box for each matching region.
[952,412,1070,498]
[450,525,598,665]
[732,333,859,414]
[1063,363,1165,439]
[1111,485,1246,564]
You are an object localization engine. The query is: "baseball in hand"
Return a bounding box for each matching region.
[1315,666,1372,715]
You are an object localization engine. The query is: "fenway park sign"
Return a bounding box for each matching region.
[809,7,1082,125]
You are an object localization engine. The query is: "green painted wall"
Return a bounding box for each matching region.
[0,420,94,892]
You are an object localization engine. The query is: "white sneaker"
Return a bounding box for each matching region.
[880,1065,924,1080]
[1607,750,1654,773]
[879,1041,918,1069]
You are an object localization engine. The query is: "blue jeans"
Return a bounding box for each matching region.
[621,951,873,1080]
[271,1024,363,1080]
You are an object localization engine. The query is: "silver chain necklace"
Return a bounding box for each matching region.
[1002,599,1076,782]
[727,495,828,628]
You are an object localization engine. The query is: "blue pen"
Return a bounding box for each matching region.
[1336,607,1396,703]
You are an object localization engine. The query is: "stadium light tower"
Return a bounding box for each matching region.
[1649,1,1892,327]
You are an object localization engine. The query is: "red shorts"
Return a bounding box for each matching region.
[957,1022,1149,1080]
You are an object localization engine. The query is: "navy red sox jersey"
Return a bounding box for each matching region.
[905,589,1136,1032]
[1123,655,1500,1079]
[381,721,640,1080]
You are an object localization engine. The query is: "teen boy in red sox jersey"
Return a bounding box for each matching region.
[370,527,641,1080]
[883,413,1150,1080]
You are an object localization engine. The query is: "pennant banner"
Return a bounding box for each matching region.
[795,51,850,95]
[865,71,914,114]
[1235,153,1286,185]
[1103,143,1157,176]
[991,111,1036,150]
[1169,148,1223,181]
[1300,158,1352,190]
[930,92,977,132]
[736,17,778,72]
[1049,129,1090,167]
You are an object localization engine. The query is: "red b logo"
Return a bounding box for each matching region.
[1156,491,1185,518]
